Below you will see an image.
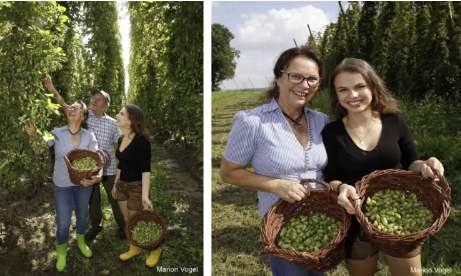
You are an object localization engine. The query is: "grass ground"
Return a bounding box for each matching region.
[0,140,203,276]
[212,90,461,276]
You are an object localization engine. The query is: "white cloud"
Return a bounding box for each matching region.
[221,5,331,90]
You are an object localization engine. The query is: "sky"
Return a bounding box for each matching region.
[117,2,130,95]
[212,1,348,90]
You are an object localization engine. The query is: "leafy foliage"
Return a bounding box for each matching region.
[0,1,66,196]
[0,1,125,198]
[318,1,461,109]
[128,2,203,154]
[212,23,240,91]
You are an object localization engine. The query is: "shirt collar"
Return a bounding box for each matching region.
[263,97,310,115]
[88,109,107,119]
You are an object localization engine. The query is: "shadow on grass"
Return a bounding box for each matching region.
[212,185,258,207]
[212,225,266,257]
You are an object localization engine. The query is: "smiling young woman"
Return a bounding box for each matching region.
[322,58,445,276]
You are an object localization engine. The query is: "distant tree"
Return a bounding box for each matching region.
[447,1,461,109]
[385,1,415,96]
[411,2,433,98]
[321,23,337,86]
[430,2,451,100]
[212,23,240,91]
[372,1,397,82]
[344,1,361,58]
[357,2,381,62]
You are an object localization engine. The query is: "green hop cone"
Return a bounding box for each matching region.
[132,221,163,244]
[72,157,98,170]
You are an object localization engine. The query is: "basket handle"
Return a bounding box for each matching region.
[300,179,334,201]
[417,167,451,201]
[95,149,106,165]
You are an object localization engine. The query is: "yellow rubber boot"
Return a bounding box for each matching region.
[119,243,141,261]
[146,247,162,267]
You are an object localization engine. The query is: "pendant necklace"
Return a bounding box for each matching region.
[348,118,376,146]
[282,109,304,134]
[69,127,81,136]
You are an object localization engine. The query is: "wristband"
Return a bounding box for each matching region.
[337,182,347,195]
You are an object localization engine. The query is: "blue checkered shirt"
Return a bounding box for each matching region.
[86,110,120,176]
[224,98,330,218]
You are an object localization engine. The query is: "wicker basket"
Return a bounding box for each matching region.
[126,210,167,250]
[64,149,105,185]
[353,169,451,256]
[261,179,351,272]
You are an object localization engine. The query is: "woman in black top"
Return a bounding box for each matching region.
[111,104,161,267]
[322,58,444,276]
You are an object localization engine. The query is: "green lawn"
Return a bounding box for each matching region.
[212,90,461,276]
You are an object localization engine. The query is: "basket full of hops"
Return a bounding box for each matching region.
[353,169,451,257]
[260,179,351,272]
[64,149,105,185]
[126,210,167,250]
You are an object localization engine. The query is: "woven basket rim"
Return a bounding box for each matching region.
[64,149,105,185]
[352,169,451,255]
[260,178,351,272]
[126,209,167,250]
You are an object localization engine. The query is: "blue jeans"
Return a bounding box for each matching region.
[54,185,93,245]
[268,254,325,276]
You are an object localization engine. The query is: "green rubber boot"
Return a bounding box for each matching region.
[55,242,67,272]
[76,234,92,258]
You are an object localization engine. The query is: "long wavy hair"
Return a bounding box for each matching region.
[123,104,151,142]
[263,46,325,104]
[328,58,399,120]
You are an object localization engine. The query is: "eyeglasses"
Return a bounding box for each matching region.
[69,106,82,111]
[280,70,322,87]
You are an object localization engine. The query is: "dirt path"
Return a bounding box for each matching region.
[0,140,203,276]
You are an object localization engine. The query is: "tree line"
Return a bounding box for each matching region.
[0,1,204,198]
[0,1,125,197]
[127,1,203,150]
[308,1,461,109]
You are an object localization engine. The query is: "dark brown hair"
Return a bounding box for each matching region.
[328,58,399,120]
[124,104,151,142]
[264,46,325,103]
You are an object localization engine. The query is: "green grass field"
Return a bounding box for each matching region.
[212,90,461,276]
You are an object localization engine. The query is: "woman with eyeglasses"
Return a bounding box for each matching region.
[220,47,329,276]
[322,58,444,276]
[26,101,101,272]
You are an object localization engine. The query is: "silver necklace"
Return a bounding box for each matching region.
[304,114,313,172]
[347,117,377,146]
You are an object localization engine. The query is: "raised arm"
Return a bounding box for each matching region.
[41,76,69,114]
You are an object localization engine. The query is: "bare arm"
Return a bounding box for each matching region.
[111,169,121,199]
[220,158,309,203]
[141,172,153,211]
[41,76,68,114]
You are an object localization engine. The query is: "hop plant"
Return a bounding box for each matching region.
[72,157,97,170]
[132,221,163,244]
[364,189,433,235]
[277,212,342,252]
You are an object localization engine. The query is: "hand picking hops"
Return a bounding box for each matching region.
[278,212,342,252]
[364,189,433,235]
[72,157,98,170]
[132,221,163,244]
